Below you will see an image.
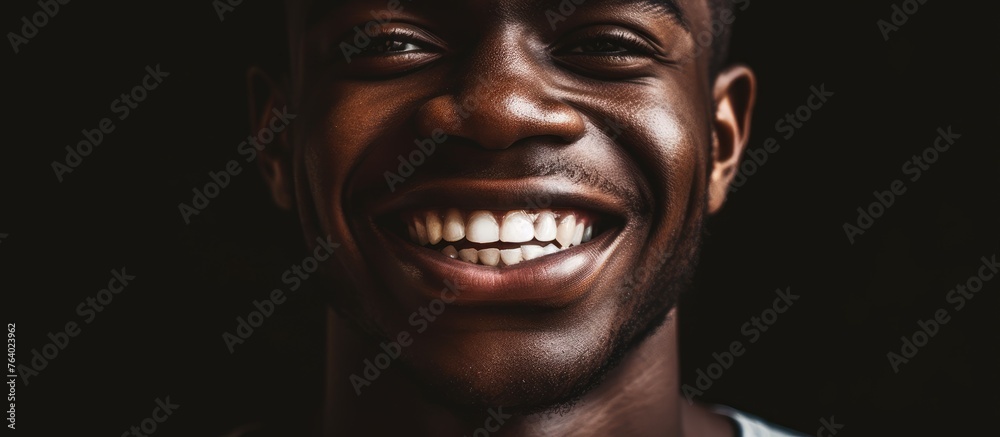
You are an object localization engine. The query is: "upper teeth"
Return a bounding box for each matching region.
[405,209,595,266]
[498,211,534,243]
[442,208,465,242]
[468,211,500,243]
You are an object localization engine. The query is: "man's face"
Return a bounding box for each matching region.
[265,0,750,411]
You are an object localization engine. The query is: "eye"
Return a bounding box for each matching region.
[566,39,637,55]
[337,26,446,78]
[360,36,424,56]
[558,28,657,57]
[552,27,673,79]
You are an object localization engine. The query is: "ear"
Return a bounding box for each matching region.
[707,65,756,214]
[247,66,294,210]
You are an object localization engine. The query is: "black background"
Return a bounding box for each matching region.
[3,0,997,435]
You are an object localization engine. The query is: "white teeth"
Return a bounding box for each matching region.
[478,248,500,266]
[443,208,465,242]
[555,215,576,248]
[467,211,500,243]
[409,209,599,265]
[444,243,570,265]
[521,245,544,261]
[414,219,429,245]
[426,212,442,245]
[500,248,523,265]
[500,211,534,243]
[533,211,557,242]
[458,248,478,263]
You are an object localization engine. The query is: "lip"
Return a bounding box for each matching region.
[361,178,630,306]
[368,177,628,221]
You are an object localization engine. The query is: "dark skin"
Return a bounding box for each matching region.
[251,0,755,435]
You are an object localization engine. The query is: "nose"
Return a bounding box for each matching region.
[416,33,586,150]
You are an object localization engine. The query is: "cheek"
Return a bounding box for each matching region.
[619,101,708,226]
[296,81,426,222]
[561,76,710,214]
[303,85,406,172]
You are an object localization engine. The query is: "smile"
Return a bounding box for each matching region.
[363,179,629,305]
[403,209,599,266]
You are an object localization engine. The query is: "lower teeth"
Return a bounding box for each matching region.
[440,243,564,266]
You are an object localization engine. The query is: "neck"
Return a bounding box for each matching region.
[322,307,684,437]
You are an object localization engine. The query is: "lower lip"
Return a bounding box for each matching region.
[373,223,621,307]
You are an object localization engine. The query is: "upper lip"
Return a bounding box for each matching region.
[366,177,630,222]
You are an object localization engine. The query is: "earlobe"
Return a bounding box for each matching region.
[246,66,294,210]
[707,65,756,215]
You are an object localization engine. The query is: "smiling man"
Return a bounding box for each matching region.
[244,0,803,435]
